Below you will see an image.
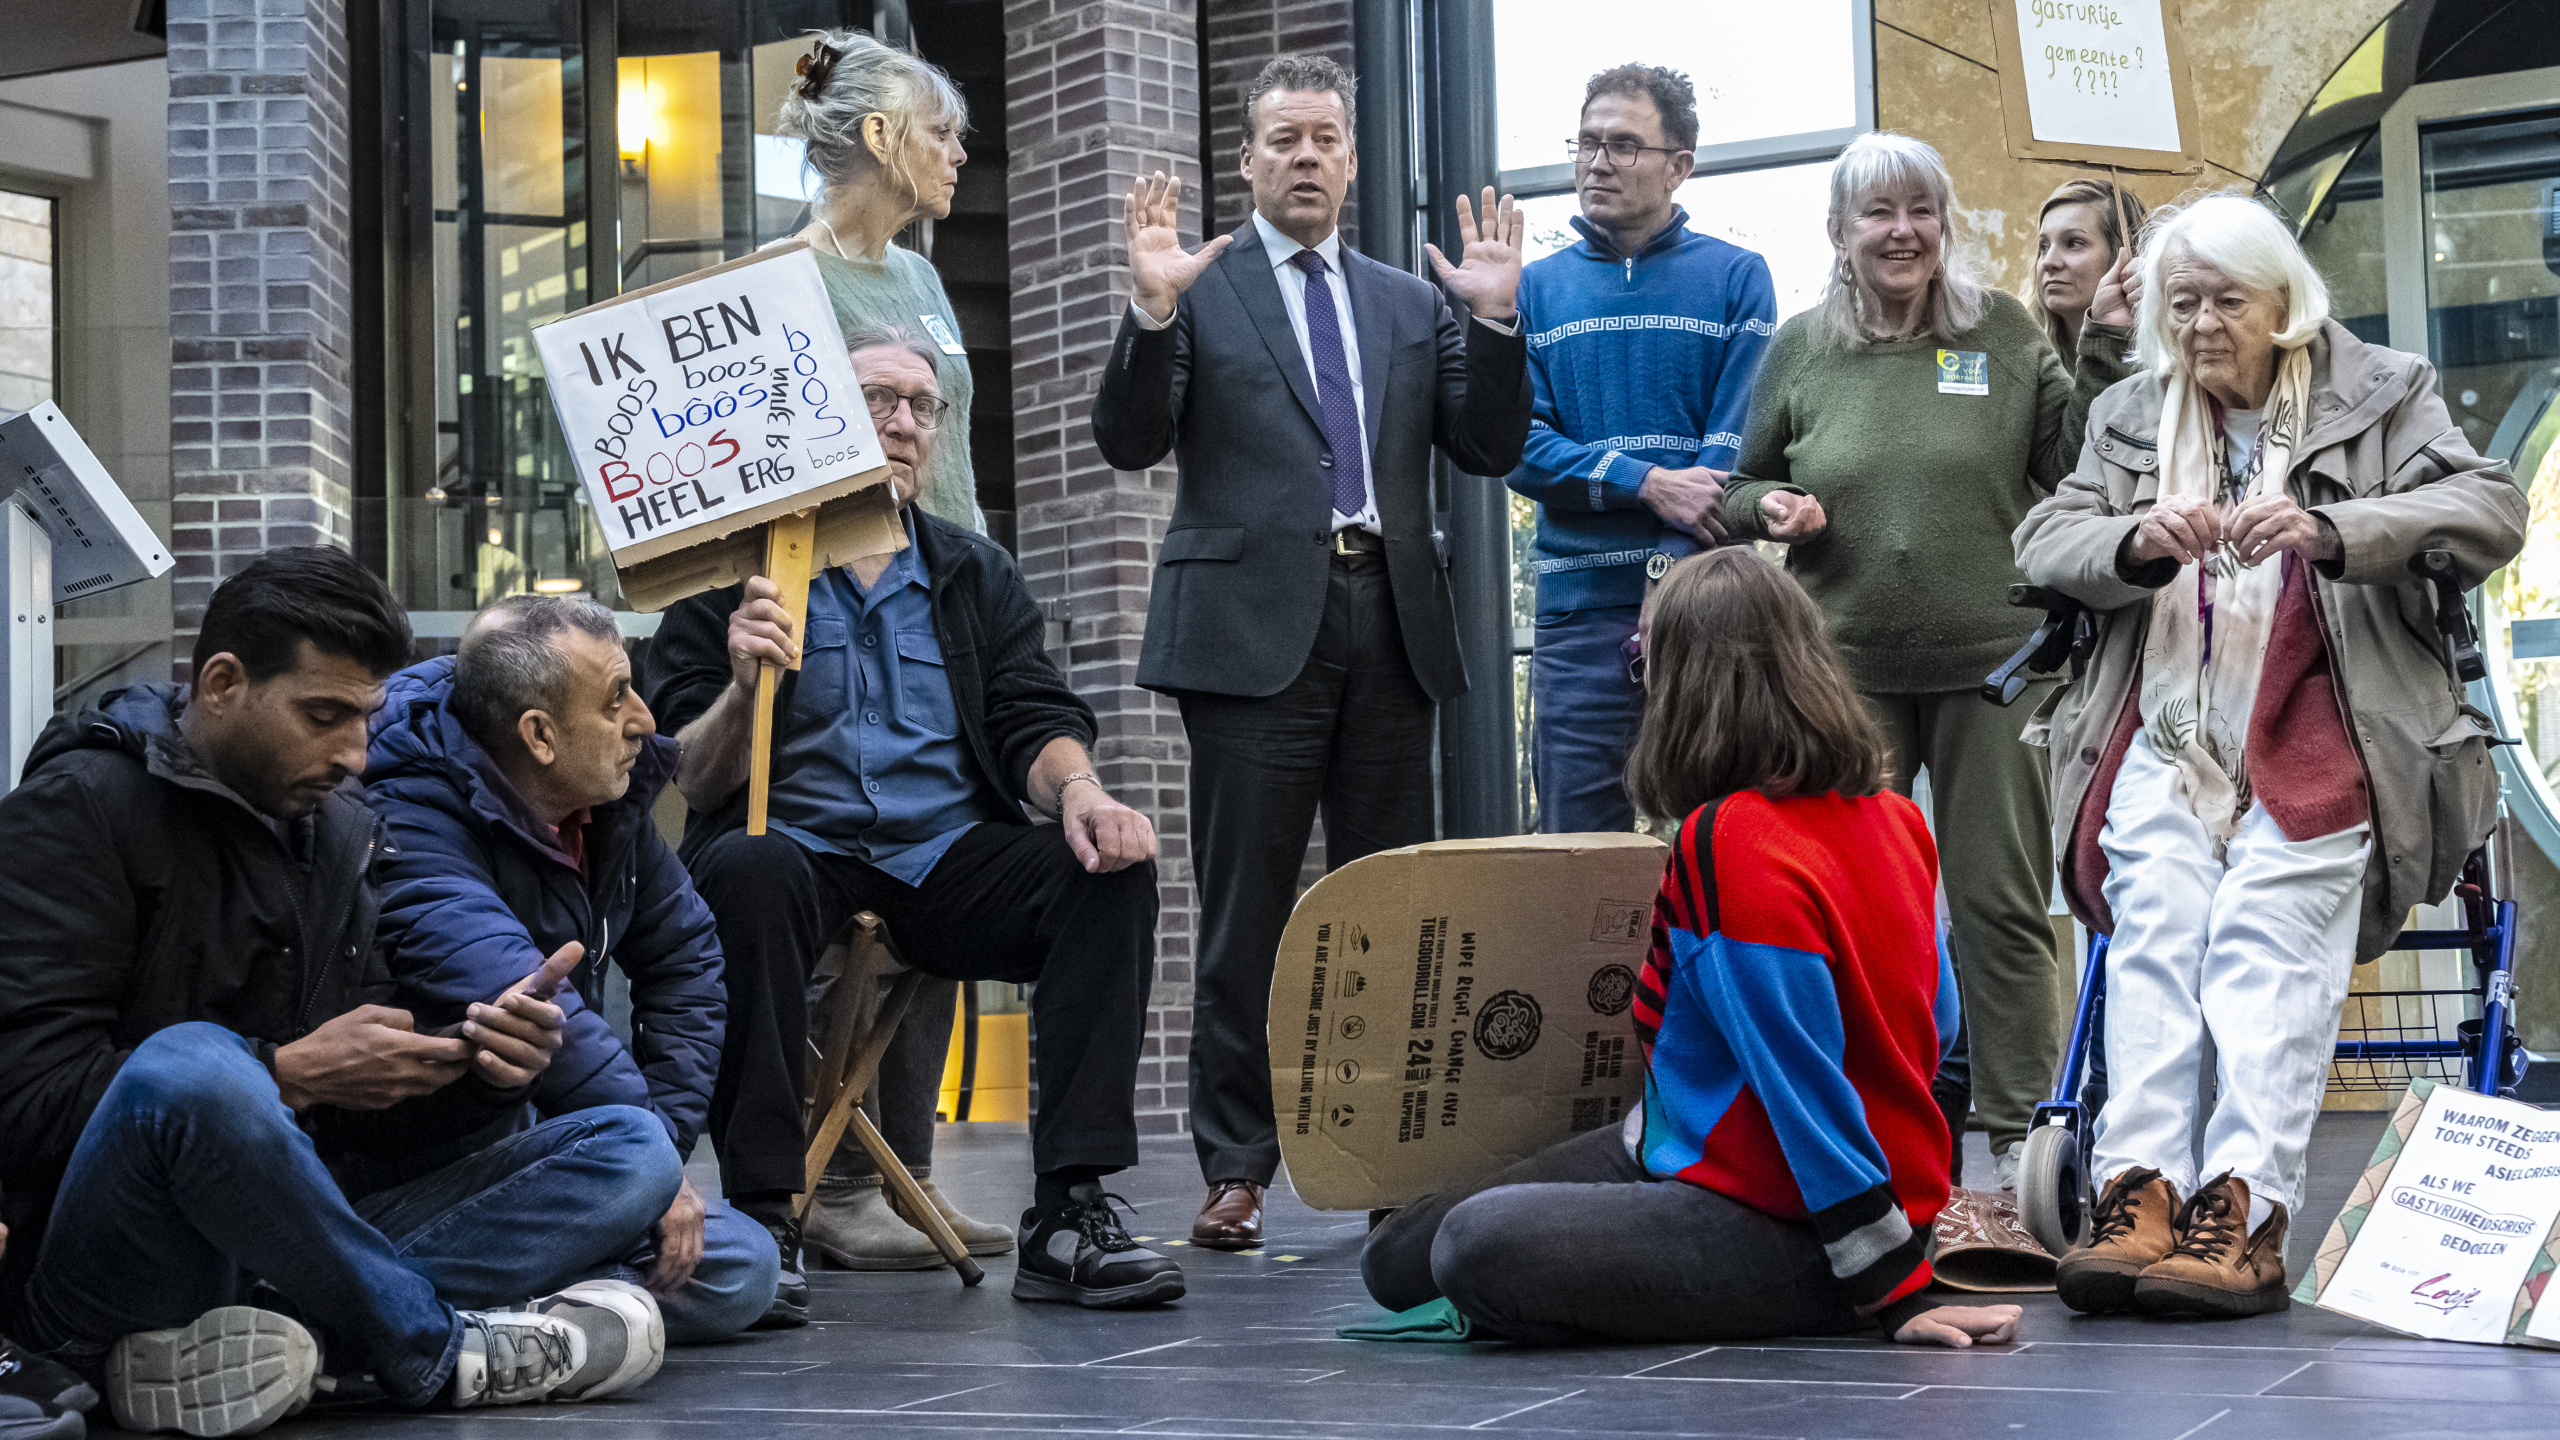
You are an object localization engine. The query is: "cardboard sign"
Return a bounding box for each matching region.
[1989,0,2202,173]
[0,403,174,604]
[531,243,891,567]
[2299,1078,2560,1347]
[1271,833,1668,1212]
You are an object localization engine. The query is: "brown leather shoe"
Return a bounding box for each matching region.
[2134,1172,2290,1317]
[1191,1179,1265,1250]
[2054,1166,2179,1314]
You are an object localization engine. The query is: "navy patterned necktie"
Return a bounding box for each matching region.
[1290,249,1368,520]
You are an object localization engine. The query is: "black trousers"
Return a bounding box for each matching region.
[1179,550,1436,1185]
[687,820,1158,1198]
[1361,1126,1859,1344]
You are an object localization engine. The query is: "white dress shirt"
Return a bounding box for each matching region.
[1130,212,1516,536]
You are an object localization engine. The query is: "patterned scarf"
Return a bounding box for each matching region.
[2135,344,2313,845]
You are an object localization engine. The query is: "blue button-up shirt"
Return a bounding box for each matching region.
[765,516,1008,883]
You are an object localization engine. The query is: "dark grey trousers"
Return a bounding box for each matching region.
[1179,549,1437,1185]
[1361,1126,1861,1344]
[825,977,959,1184]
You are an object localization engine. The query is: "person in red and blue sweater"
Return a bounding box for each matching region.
[1509,64,1777,835]
[1361,549,2019,1347]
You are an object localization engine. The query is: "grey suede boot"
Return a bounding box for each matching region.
[801,1177,942,1271]
[897,1176,1017,1257]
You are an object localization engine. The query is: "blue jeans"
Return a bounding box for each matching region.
[20,1024,684,1404]
[1530,605,1646,834]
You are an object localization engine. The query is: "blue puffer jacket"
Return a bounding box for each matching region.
[364,657,724,1156]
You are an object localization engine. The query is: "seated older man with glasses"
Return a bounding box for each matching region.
[646,324,1185,1317]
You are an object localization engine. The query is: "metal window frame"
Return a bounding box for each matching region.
[1493,0,1875,200]
[2378,64,2560,862]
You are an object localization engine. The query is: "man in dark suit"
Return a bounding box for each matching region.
[1089,53,1530,1250]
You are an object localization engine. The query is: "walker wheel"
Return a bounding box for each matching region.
[2017,1121,2089,1257]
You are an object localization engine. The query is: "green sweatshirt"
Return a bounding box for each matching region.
[1720,291,2131,693]
[814,245,984,533]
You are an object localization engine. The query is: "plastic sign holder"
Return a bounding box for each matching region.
[0,403,177,788]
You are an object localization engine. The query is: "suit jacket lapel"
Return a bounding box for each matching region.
[1214,221,1322,430]
[1341,248,1395,458]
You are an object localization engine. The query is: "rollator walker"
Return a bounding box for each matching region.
[1982,549,2528,1257]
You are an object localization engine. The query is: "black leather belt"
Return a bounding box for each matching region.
[1328,528,1385,556]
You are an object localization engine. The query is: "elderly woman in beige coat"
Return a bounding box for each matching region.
[2014,195,2523,1321]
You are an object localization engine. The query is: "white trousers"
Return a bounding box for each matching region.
[2092,733,2371,1209]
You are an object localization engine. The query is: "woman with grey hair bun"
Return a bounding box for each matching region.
[776,28,982,531]
[2020,193,2522,1319]
[1718,131,2138,1196]
[758,33,1014,1300]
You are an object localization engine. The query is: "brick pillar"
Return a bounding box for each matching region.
[1202,0,1358,241]
[163,0,355,674]
[1006,0,1205,1135]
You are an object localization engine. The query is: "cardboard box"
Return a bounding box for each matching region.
[1270,832,1668,1211]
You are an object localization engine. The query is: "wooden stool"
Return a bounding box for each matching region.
[798,911,984,1287]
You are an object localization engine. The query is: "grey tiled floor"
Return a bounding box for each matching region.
[117,1114,2560,1438]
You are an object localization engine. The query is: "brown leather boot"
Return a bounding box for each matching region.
[2054,1167,2179,1314]
[1191,1179,1265,1250]
[2134,1173,2290,1317]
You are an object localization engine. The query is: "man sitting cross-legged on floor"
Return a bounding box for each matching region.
[646,323,1183,1314]
[363,596,781,1344]
[0,548,671,1437]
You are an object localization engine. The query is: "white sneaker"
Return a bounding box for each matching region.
[1994,1140,2026,1193]
[106,1306,318,1436]
[446,1309,584,1409]
[521,1280,664,1401]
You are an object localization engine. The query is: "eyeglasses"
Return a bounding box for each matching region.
[861,384,951,429]
[1568,136,1685,168]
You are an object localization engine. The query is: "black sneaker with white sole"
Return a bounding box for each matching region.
[1,1331,97,1440]
[1012,1184,1185,1308]
[105,1307,317,1437]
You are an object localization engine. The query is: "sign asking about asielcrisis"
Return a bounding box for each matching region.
[533,245,888,565]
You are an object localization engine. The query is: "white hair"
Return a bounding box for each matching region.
[1817,131,1988,347]
[774,29,967,205]
[2134,192,2331,375]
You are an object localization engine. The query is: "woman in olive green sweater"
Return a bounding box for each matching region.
[1719,132,2136,1187]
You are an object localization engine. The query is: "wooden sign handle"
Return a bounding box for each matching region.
[745,508,820,837]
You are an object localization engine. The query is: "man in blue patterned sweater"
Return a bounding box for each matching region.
[1511,64,1777,832]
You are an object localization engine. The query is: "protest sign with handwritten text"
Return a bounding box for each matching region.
[532,243,890,566]
[2308,1081,2560,1345]
[1990,0,2200,172]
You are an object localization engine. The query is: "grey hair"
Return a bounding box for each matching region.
[775,29,967,206]
[842,320,944,379]
[1817,131,1988,347]
[450,596,622,754]
[2133,192,2332,376]
[1243,54,1357,144]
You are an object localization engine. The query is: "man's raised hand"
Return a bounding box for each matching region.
[1424,187,1524,322]
[1125,171,1233,324]
[461,940,581,1088]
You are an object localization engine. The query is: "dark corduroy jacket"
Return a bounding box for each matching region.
[643,506,1096,859]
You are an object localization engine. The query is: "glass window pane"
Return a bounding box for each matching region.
[1493,0,1861,173]
[0,191,55,413]
[2296,133,2386,343]
[1519,160,1836,324]
[2421,109,2560,790]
